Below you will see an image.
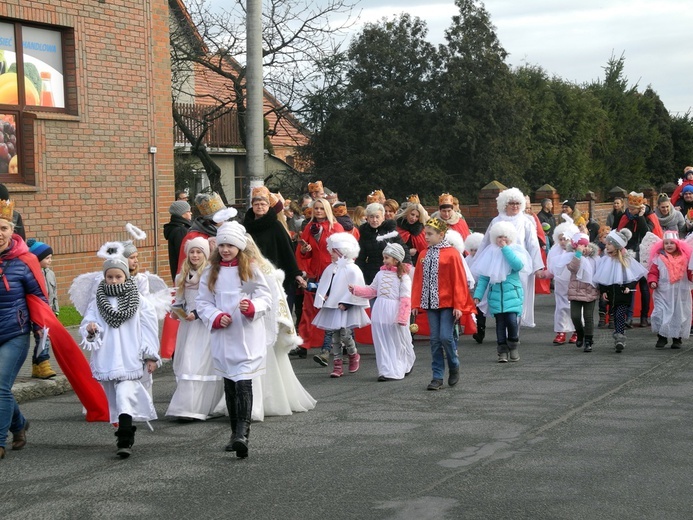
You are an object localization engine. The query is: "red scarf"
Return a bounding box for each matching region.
[659,251,687,284]
[7,236,109,422]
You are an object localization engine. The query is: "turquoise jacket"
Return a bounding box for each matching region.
[473,246,524,315]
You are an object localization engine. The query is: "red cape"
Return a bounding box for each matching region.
[12,239,109,422]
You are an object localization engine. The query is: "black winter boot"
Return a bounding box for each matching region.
[230,379,253,458]
[671,337,682,349]
[655,335,668,349]
[597,312,607,328]
[583,336,593,353]
[115,414,136,459]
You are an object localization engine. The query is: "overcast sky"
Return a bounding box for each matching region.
[205,0,692,115]
[348,0,692,115]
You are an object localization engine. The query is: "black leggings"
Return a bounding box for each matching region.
[570,300,596,338]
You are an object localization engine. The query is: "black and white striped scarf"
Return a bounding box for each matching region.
[420,239,450,309]
[96,278,140,328]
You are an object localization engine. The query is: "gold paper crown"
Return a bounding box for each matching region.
[0,198,15,221]
[332,202,347,217]
[407,194,420,204]
[307,181,323,194]
[627,191,645,207]
[367,189,385,204]
[195,192,225,218]
[439,193,454,207]
[425,217,448,234]
[251,186,279,207]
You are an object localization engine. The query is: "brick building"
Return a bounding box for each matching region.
[0,1,174,303]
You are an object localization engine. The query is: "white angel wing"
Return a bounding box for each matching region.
[141,271,173,320]
[69,272,103,316]
[638,231,660,268]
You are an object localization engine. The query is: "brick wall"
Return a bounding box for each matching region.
[1,0,174,303]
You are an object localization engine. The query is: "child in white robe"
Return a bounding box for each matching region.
[350,243,415,381]
[166,237,225,420]
[196,222,272,458]
[312,232,370,378]
[80,254,160,459]
[648,231,693,349]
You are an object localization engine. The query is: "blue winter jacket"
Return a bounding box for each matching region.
[0,237,47,345]
[473,246,524,315]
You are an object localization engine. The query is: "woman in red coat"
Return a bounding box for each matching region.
[296,199,344,353]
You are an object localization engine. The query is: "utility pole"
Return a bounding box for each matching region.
[246,0,264,204]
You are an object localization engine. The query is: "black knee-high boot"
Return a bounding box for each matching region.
[223,378,237,452]
[115,413,136,459]
[231,379,253,458]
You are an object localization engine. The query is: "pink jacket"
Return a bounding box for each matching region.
[567,252,599,302]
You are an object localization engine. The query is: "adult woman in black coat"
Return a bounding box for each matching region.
[243,194,306,311]
[356,203,412,284]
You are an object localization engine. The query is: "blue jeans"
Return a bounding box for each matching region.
[495,312,519,354]
[0,333,30,447]
[428,308,459,380]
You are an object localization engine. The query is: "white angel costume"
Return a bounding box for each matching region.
[354,266,416,379]
[165,269,225,420]
[196,264,272,382]
[79,289,160,424]
[312,258,371,330]
[251,260,317,421]
[477,212,544,327]
[547,246,575,333]
[649,252,693,339]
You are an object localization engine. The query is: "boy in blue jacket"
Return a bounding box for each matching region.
[472,221,528,363]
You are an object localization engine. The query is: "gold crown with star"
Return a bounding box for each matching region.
[425,217,448,234]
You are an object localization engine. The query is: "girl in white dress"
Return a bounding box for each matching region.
[80,254,160,459]
[648,231,693,349]
[243,236,316,420]
[312,232,370,378]
[196,222,272,458]
[349,243,416,381]
[166,237,226,420]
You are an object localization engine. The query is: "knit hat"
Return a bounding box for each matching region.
[606,228,632,249]
[103,255,130,277]
[121,241,137,258]
[383,242,405,263]
[682,185,693,195]
[571,232,590,249]
[216,221,247,250]
[27,239,53,262]
[561,199,577,212]
[169,200,191,217]
[184,236,210,259]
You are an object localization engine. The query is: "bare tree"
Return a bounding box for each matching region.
[169,0,358,202]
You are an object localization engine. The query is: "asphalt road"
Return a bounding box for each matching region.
[3,294,693,519]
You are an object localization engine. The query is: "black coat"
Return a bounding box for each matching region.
[163,214,191,274]
[356,219,411,284]
[243,208,301,286]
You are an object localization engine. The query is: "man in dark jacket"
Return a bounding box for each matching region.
[163,200,191,278]
[537,199,555,250]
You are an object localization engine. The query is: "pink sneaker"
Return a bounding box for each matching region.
[330,359,343,378]
[568,332,578,344]
[348,353,360,373]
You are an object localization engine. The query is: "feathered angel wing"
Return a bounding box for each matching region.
[141,271,173,320]
[69,272,103,316]
[638,231,660,268]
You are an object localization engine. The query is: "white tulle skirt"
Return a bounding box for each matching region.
[166,318,225,420]
[312,306,370,331]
